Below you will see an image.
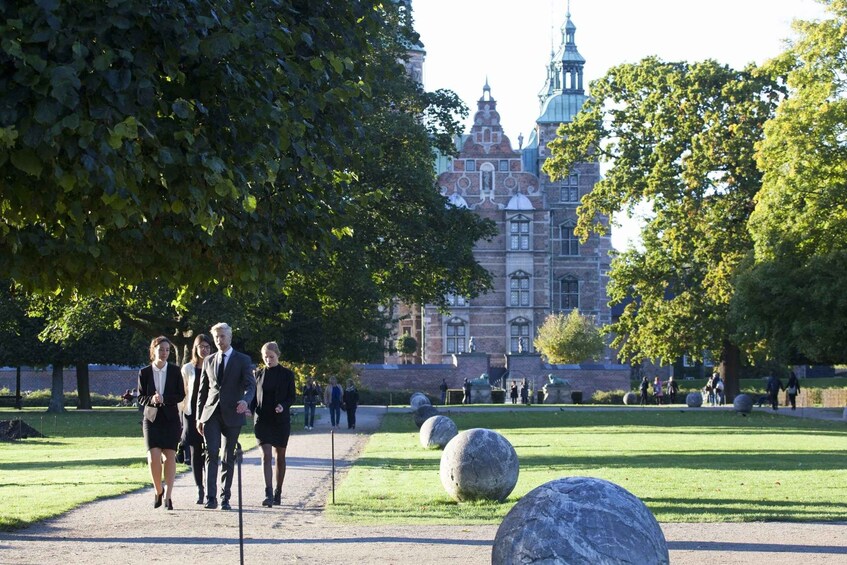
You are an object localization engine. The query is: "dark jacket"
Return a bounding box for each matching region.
[342,386,359,409]
[251,365,296,425]
[138,363,185,424]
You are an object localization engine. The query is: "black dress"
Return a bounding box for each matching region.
[253,364,296,448]
[138,364,184,451]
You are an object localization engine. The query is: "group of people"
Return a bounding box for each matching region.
[638,375,679,405]
[508,380,530,404]
[764,371,801,411]
[702,372,726,406]
[137,322,359,512]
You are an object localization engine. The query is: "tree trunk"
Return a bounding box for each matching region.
[76,362,92,410]
[47,362,65,413]
[719,340,741,402]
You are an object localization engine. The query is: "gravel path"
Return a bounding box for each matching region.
[0,406,844,564]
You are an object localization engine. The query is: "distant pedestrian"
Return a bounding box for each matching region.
[666,375,679,404]
[439,379,448,405]
[652,376,664,405]
[342,379,359,429]
[302,379,321,430]
[324,377,343,427]
[785,371,801,410]
[510,381,518,404]
[520,380,529,404]
[639,376,649,406]
[765,374,784,411]
[462,378,472,405]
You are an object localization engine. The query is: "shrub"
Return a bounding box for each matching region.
[592,390,627,405]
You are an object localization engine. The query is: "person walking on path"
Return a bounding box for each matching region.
[653,376,664,405]
[303,378,322,430]
[462,378,472,404]
[520,379,529,404]
[138,336,184,511]
[324,376,343,428]
[666,375,679,404]
[251,341,296,507]
[439,379,448,405]
[510,381,518,404]
[180,334,213,505]
[342,379,360,429]
[786,371,801,410]
[766,374,785,411]
[639,376,650,406]
[197,322,256,510]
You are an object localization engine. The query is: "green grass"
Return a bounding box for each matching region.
[327,410,847,525]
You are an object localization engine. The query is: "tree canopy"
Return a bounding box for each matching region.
[544,58,783,394]
[534,309,605,365]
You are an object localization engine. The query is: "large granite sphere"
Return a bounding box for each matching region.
[410,392,431,410]
[440,428,518,502]
[733,393,753,414]
[492,477,669,565]
[419,415,458,449]
[623,392,638,405]
[413,404,439,428]
[686,392,703,408]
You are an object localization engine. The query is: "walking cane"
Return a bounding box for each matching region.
[235,442,244,565]
[331,428,336,505]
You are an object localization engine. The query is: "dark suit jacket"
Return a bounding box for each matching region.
[251,365,296,425]
[138,364,185,424]
[197,348,257,428]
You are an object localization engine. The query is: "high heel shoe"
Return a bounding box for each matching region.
[165,498,173,511]
[273,487,281,506]
[154,489,164,509]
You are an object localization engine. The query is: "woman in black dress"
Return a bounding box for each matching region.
[180,333,213,504]
[251,341,296,507]
[138,336,185,510]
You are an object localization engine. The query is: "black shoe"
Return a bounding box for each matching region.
[196,489,205,505]
[220,499,231,511]
[165,499,173,511]
[262,487,273,508]
[154,489,164,509]
[273,488,281,506]
[204,498,218,509]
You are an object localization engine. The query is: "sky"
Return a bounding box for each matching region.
[411,0,828,248]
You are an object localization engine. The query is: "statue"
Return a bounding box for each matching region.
[468,336,476,352]
[518,337,524,353]
[547,374,569,386]
[472,373,490,384]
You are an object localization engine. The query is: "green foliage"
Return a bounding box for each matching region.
[544,57,782,384]
[534,309,605,364]
[591,389,627,404]
[395,335,417,355]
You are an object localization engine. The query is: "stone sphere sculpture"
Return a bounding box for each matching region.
[410,392,431,410]
[413,404,439,428]
[733,393,753,414]
[686,391,703,408]
[492,476,669,565]
[623,392,638,405]
[440,428,518,502]
[419,415,458,449]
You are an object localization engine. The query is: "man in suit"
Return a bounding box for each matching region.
[197,322,256,510]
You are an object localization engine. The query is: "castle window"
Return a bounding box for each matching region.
[557,276,579,311]
[499,160,509,172]
[445,318,466,354]
[509,318,531,353]
[509,215,530,251]
[560,173,579,203]
[466,159,476,172]
[560,224,579,256]
[447,294,467,307]
[509,271,531,307]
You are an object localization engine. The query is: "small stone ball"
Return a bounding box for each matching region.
[623,392,638,405]
[686,392,703,408]
[440,428,518,502]
[410,393,431,410]
[733,393,753,414]
[419,415,458,449]
[492,476,669,565]
[413,404,439,428]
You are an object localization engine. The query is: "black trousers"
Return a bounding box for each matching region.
[202,410,242,501]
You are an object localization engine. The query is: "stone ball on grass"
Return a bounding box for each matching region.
[413,404,439,428]
[410,392,431,410]
[622,392,638,405]
[686,392,703,408]
[492,476,669,565]
[440,428,518,502]
[733,393,753,414]
[419,415,458,449]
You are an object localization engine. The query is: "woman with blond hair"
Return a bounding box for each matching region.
[138,336,185,510]
[250,341,296,506]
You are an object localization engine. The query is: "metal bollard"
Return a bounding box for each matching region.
[235,442,244,565]
[331,429,336,505]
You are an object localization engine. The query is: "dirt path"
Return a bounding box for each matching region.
[0,406,844,564]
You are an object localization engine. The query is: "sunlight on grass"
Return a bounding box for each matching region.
[327,410,847,525]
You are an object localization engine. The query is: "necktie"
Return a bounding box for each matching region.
[218,353,227,382]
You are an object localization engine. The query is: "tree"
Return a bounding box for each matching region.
[534,310,605,365]
[0,1,401,296]
[395,335,417,363]
[739,0,847,362]
[544,58,784,399]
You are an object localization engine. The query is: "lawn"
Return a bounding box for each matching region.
[326,410,847,525]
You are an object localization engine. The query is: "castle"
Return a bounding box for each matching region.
[391,6,611,367]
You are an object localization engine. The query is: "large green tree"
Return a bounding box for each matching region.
[0,0,397,295]
[737,0,847,362]
[544,58,783,398]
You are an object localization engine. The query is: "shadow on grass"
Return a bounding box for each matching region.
[648,496,847,521]
[0,457,141,471]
